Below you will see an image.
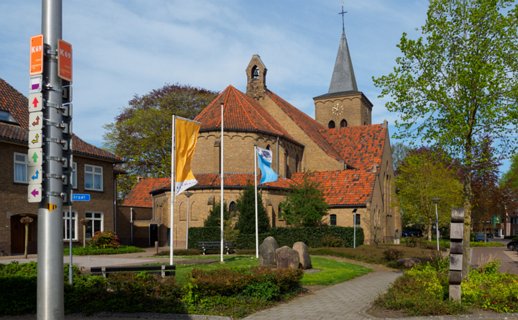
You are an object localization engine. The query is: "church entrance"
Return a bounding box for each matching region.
[10,214,38,255]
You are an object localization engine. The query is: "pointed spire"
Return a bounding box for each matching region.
[328,8,358,94]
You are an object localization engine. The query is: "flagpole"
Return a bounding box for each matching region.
[254,146,259,258]
[170,115,176,266]
[220,103,224,263]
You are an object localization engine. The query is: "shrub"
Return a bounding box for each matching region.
[188,227,220,248]
[461,261,518,313]
[89,231,120,249]
[383,248,403,261]
[320,234,345,247]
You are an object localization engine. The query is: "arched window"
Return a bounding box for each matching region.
[340,119,347,128]
[266,144,271,150]
[251,65,260,79]
[330,214,337,226]
[328,120,335,129]
[229,201,237,213]
[295,154,300,172]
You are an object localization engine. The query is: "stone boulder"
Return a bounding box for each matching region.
[275,246,300,269]
[259,236,279,267]
[293,241,312,269]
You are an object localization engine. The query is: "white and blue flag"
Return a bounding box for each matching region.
[257,147,278,184]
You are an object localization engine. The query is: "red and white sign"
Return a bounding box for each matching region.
[28,93,43,112]
[30,35,44,76]
[58,40,72,82]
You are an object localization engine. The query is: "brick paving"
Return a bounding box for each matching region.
[244,270,401,320]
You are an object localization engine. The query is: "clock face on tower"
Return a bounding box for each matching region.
[332,102,343,116]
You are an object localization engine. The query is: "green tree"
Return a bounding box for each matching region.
[235,185,270,234]
[204,201,229,227]
[104,84,217,195]
[280,173,328,227]
[500,154,518,216]
[392,142,410,171]
[396,149,464,240]
[374,0,517,271]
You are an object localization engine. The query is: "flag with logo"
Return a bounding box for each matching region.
[175,118,200,195]
[257,147,278,184]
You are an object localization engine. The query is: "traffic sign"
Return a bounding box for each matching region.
[72,193,90,202]
[30,76,43,93]
[28,93,43,112]
[28,165,42,184]
[47,203,58,211]
[28,131,42,148]
[58,40,72,82]
[29,35,44,76]
[29,112,43,131]
[28,148,42,166]
[28,184,42,203]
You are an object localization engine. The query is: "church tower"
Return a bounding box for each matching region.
[246,54,267,100]
[314,8,373,128]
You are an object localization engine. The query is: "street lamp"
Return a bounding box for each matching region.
[432,197,440,251]
[184,191,193,249]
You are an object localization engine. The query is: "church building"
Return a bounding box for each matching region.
[120,25,400,248]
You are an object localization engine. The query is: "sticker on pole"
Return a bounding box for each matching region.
[58,40,72,82]
[30,35,44,76]
[28,165,42,184]
[30,76,43,93]
[28,93,43,112]
[29,112,43,131]
[28,131,42,148]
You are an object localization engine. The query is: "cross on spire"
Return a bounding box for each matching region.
[338,5,347,34]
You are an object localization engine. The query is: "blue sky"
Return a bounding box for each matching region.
[1,1,510,173]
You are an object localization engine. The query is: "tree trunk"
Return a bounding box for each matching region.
[462,170,473,278]
[427,219,432,241]
[24,223,29,259]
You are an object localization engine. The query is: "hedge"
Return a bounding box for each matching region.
[188,226,364,249]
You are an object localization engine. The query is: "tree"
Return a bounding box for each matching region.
[235,185,270,234]
[280,173,328,227]
[204,201,229,227]
[500,154,518,217]
[392,142,410,171]
[104,84,217,195]
[373,0,518,272]
[396,149,463,240]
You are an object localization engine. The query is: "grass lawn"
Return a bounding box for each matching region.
[172,255,370,287]
[301,256,371,286]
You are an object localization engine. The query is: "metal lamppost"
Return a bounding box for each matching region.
[432,197,440,251]
[184,191,193,249]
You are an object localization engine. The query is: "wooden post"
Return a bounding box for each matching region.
[80,218,89,248]
[449,208,464,301]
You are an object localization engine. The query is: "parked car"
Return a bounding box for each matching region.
[402,229,422,237]
[507,239,518,251]
[474,232,485,242]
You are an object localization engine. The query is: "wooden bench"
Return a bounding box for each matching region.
[90,265,175,278]
[198,241,235,255]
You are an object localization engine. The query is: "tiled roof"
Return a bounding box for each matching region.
[0,78,29,128]
[194,86,300,145]
[0,78,119,162]
[266,90,343,161]
[291,170,376,206]
[122,177,170,207]
[321,125,387,171]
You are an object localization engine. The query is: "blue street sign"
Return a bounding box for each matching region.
[72,193,91,202]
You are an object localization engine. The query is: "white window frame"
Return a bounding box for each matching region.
[84,164,103,191]
[71,162,77,189]
[14,152,28,183]
[63,211,78,241]
[85,212,104,239]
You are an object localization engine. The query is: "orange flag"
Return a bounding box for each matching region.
[174,118,200,195]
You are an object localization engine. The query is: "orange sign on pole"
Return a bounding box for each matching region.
[58,40,72,82]
[30,35,44,76]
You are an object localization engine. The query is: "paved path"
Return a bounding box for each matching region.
[471,246,518,275]
[244,270,401,320]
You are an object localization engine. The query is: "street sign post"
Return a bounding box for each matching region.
[72,193,90,202]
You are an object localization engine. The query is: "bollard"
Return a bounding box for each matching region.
[155,241,159,255]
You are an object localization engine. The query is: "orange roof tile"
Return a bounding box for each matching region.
[266,90,343,161]
[122,177,170,207]
[322,125,387,171]
[195,86,300,145]
[291,170,376,206]
[0,78,119,162]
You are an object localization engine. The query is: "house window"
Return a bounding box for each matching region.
[328,120,335,129]
[85,164,103,191]
[85,212,104,239]
[340,119,347,128]
[71,162,77,189]
[14,153,28,183]
[229,201,237,213]
[354,213,361,225]
[278,205,284,221]
[330,214,337,226]
[63,211,77,240]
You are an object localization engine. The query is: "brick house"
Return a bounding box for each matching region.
[120,28,401,247]
[0,78,120,255]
